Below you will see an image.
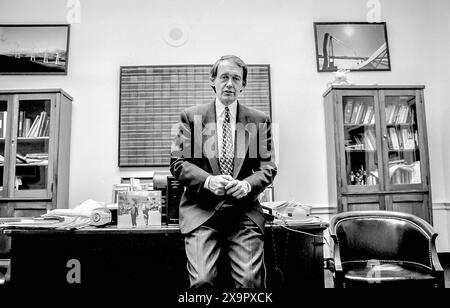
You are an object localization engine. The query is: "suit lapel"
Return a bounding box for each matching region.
[233,102,249,178]
[202,101,220,175]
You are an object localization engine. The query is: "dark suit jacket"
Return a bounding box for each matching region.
[170,101,277,234]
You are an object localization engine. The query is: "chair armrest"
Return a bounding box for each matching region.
[430,235,445,288]
[331,235,343,272]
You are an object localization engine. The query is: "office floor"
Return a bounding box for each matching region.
[324,267,450,288]
[2,259,450,288]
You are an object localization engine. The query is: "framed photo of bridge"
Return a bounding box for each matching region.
[314,22,391,72]
[0,24,70,75]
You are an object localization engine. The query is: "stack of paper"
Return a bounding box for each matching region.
[0,200,111,230]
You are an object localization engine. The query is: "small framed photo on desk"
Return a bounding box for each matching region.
[259,186,274,203]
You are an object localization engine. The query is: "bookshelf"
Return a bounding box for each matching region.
[0,89,72,253]
[323,85,432,223]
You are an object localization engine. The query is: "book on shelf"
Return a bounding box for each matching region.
[42,118,50,136]
[388,127,400,150]
[344,100,354,124]
[355,103,365,124]
[349,102,361,124]
[117,190,162,228]
[16,153,27,163]
[26,115,40,137]
[0,111,7,138]
[23,118,31,137]
[18,111,24,137]
[363,130,376,151]
[362,105,374,124]
[37,111,47,137]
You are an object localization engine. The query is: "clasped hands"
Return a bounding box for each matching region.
[207,175,250,199]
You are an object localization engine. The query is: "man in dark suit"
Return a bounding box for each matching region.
[170,55,277,288]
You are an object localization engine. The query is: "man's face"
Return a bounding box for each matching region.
[211,59,244,106]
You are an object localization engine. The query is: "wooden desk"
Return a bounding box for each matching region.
[5,221,327,289]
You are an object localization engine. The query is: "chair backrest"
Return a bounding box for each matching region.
[329,211,437,268]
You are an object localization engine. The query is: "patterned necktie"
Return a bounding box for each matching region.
[219,107,234,176]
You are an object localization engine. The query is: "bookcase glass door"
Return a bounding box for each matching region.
[383,95,421,188]
[0,97,8,196]
[342,95,381,191]
[13,97,52,197]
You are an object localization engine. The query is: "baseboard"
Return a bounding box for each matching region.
[438,252,450,266]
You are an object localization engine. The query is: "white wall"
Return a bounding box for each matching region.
[0,0,449,245]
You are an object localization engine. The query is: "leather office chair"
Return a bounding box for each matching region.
[329,211,444,288]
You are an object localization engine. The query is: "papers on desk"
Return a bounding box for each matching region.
[0,216,91,230]
[273,216,323,226]
[261,200,326,226]
[0,200,112,230]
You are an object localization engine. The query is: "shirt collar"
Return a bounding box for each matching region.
[215,98,237,119]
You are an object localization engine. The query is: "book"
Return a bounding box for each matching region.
[18,111,24,137]
[344,100,354,124]
[117,190,162,228]
[26,115,40,137]
[16,153,27,164]
[362,105,373,124]
[166,176,183,225]
[350,102,361,124]
[37,111,47,137]
[23,118,31,137]
[0,111,6,138]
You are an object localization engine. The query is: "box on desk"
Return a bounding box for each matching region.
[117,190,162,228]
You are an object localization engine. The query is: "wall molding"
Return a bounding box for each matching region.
[432,203,450,211]
[310,205,338,216]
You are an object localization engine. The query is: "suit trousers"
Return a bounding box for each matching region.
[184,205,265,288]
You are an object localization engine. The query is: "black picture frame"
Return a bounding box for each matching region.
[314,22,391,72]
[0,24,70,75]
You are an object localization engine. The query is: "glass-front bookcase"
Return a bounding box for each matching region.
[0,89,72,254]
[13,95,54,198]
[0,95,12,198]
[324,85,432,223]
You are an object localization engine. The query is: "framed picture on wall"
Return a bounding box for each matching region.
[314,22,391,72]
[0,24,70,75]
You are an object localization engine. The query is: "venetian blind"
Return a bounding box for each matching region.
[119,65,271,167]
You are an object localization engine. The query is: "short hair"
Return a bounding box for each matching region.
[209,55,248,88]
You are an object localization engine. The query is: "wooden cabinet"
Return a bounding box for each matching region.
[324,85,432,223]
[0,89,72,253]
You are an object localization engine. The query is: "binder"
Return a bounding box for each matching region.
[166,176,183,225]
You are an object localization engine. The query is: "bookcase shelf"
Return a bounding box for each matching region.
[17,137,50,141]
[324,85,432,223]
[0,89,72,254]
[345,149,377,153]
